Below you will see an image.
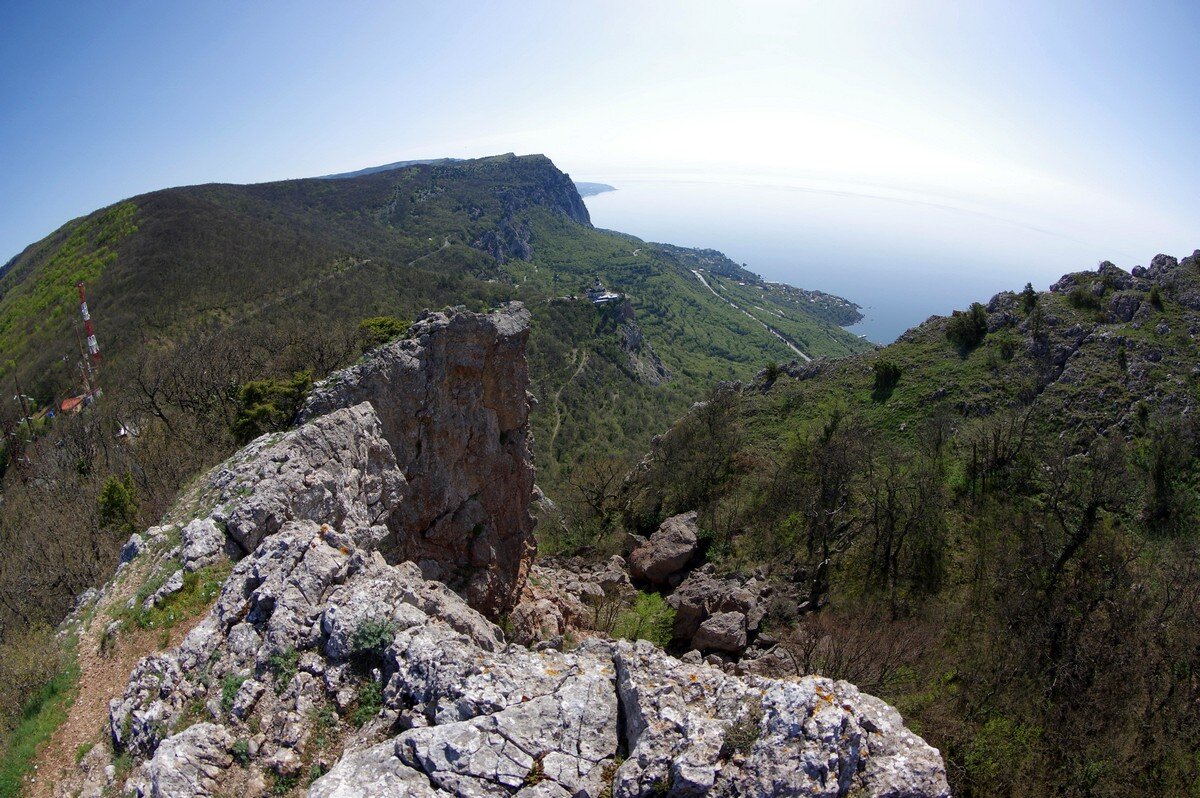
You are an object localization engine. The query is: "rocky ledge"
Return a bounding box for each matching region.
[95,305,948,797]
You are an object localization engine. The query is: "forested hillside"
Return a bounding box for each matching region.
[0,154,868,734]
[599,252,1200,796]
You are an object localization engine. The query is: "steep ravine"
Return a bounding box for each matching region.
[37,304,948,798]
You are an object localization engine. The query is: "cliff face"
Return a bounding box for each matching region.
[467,155,591,261]
[297,303,536,615]
[42,304,947,798]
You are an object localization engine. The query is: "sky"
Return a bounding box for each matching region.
[1,0,1197,267]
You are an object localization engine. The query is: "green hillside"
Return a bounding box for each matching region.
[611,253,1200,796]
[0,154,869,657]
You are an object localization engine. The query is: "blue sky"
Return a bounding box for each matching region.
[1,0,1197,265]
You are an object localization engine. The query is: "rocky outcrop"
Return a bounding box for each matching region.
[616,641,949,797]
[297,302,535,616]
[194,303,536,616]
[609,299,671,386]
[96,302,947,797]
[110,511,948,797]
[205,402,404,556]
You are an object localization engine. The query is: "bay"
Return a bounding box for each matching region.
[581,175,1111,343]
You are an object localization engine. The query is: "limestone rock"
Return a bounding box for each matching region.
[692,611,747,653]
[300,303,535,616]
[120,533,146,564]
[667,568,769,651]
[111,517,947,798]
[1108,293,1141,323]
[508,558,635,645]
[133,722,232,798]
[142,569,184,612]
[206,402,404,555]
[613,640,950,798]
[629,511,700,584]
[102,302,947,798]
[180,518,226,572]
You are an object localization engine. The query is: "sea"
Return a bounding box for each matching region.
[581,175,1121,343]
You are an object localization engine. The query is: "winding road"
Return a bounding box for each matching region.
[690,269,812,362]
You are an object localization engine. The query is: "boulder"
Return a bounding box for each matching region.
[120,533,146,564]
[508,557,637,644]
[1108,293,1141,323]
[692,611,747,653]
[629,511,700,583]
[668,568,769,651]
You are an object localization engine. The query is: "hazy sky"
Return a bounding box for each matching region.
[1,1,1197,265]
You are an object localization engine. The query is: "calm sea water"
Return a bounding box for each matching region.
[581,177,1116,343]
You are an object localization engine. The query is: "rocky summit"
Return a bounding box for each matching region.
[65,305,948,797]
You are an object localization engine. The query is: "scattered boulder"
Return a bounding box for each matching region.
[630,511,700,584]
[120,533,146,564]
[692,611,747,653]
[668,567,770,653]
[508,557,636,645]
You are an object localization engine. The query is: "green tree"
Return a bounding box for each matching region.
[871,360,901,401]
[613,591,676,646]
[945,303,988,351]
[1020,282,1038,314]
[97,474,138,533]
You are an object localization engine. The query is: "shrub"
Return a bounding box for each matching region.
[357,316,411,351]
[268,648,299,695]
[351,680,383,727]
[221,673,248,714]
[1067,286,1101,311]
[613,591,675,647]
[231,738,251,767]
[1149,285,1163,310]
[349,619,396,658]
[230,370,313,443]
[720,701,765,758]
[945,303,988,351]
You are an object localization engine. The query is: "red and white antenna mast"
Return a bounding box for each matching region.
[77,282,102,363]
